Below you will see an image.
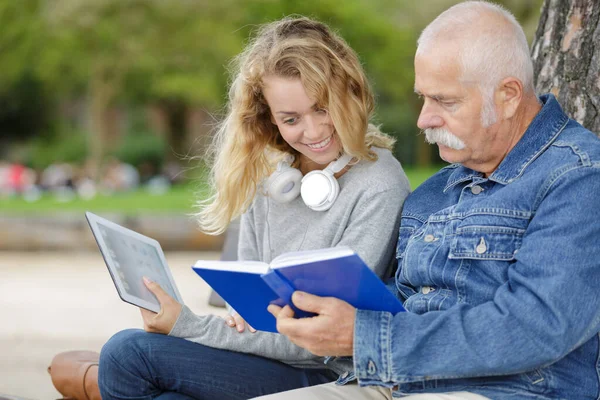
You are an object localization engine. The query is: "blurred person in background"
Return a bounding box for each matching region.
[99,157,140,194]
[0,161,10,196]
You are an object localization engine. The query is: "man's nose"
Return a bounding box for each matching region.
[417,104,444,130]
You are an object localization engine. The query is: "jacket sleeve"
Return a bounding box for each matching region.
[353,166,600,385]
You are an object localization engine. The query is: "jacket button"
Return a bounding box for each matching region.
[471,185,483,194]
[422,286,435,294]
[367,360,377,374]
[476,237,487,254]
[424,234,435,242]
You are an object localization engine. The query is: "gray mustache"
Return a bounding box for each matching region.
[424,128,466,150]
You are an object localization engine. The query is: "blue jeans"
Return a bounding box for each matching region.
[98,329,336,400]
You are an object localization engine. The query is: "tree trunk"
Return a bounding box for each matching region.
[163,100,188,163]
[88,65,118,180]
[531,0,600,135]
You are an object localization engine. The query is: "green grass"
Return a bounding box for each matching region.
[0,166,442,214]
[0,184,204,214]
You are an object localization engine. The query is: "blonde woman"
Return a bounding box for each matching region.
[92,17,410,400]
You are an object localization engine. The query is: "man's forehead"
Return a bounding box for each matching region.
[413,49,480,97]
[415,59,459,92]
[414,45,460,71]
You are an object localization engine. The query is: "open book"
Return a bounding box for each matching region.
[192,246,405,333]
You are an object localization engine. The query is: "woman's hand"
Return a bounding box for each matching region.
[225,312,256,333]
[140,276,183,335]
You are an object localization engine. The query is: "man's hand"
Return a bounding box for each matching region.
[267,291,355,356]
[140,276,183,335]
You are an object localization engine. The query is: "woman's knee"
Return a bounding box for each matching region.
[99,329,149,370]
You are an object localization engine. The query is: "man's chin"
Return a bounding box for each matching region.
[437,144,465,163]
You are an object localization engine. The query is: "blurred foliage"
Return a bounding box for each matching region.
[25,128,88,169]
[112,131,167,169]
[0,0,544,168]
[0,74,52,143]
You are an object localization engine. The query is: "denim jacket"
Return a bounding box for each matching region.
[352,94,600,399]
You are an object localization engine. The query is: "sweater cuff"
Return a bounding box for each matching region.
[168,304,195,337]
[353,309,394,387]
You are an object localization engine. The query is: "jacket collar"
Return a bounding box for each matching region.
[444,94,569,192]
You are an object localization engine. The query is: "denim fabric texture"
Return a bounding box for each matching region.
[98,329,337,400]
[353,94,600,400]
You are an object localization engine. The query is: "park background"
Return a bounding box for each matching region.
[0,0,544,217]
[3,0,599,398]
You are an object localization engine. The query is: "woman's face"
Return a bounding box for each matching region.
[262,76,341,173]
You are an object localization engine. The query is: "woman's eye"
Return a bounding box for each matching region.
[316,108,327,114]
[283,118,297,125]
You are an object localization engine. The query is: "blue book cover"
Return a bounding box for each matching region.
[192,247,405,333]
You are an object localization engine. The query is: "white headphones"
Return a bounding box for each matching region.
[265,153,352,211]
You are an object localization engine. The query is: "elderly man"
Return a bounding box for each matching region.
[261,1,600,399]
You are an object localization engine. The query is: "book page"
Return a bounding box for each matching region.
[193,260,270,274]
[270,246,355,269]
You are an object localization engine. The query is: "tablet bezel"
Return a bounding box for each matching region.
[85,211,184,313]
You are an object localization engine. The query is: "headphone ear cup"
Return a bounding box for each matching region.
[266,165,303,203]
[300,170,340,211]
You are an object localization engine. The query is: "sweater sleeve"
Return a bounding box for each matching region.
[169,305,322,365]
[238,204,259,262]
[338,184,410,278]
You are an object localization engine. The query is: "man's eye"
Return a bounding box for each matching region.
[441,101,457,109]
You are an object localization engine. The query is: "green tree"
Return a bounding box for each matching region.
[0,0,49,157]
[37,0,250,173]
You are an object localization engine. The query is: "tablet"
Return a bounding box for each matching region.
[85,211,183,313]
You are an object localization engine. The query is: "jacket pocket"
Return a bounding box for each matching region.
[396,214,426,260]
[449,225,524,261]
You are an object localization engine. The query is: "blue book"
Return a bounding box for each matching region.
[192,246,405,333]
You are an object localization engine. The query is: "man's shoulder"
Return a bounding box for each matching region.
[549,119,600,162]
[412,164,457,193]
[401,165,457,219]
[530,120,600,184]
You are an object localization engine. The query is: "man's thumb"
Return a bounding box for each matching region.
[291,291,324,314]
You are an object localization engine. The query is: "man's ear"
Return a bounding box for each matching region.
[498,77,523,120]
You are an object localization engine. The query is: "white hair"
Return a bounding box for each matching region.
[417,1,535,126]
[425,127,466,150]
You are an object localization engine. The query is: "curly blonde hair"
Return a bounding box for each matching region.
[196,16,395,234]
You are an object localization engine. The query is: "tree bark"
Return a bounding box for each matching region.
[531,0,600,135]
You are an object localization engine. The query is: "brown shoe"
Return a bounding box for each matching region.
[48,351,101,400]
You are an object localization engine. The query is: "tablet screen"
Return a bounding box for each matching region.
[97,222,180,304]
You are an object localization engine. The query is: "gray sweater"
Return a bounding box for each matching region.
[169,147,411,375]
